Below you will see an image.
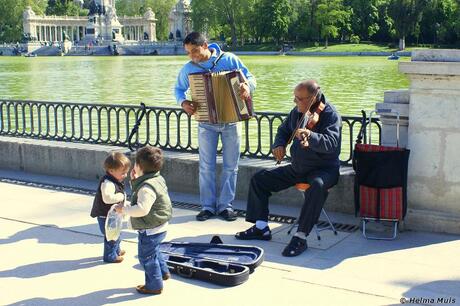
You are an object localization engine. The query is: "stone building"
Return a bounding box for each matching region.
[23,0,193,44]
[168,0,192,41]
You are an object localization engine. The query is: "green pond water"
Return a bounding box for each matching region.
[0,55,409,115]
[0,55,410,160]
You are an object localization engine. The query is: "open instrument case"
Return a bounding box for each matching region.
[160,236,264,286]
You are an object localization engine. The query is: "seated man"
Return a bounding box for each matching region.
[235,79,341,257]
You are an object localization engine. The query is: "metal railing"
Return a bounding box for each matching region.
[0,99,381,165]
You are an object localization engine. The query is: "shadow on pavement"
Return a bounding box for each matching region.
[0,257,102,278]
[166,231,460,270]
[383,280,460,305]
[0,223,137,245]
[6,287,148,306]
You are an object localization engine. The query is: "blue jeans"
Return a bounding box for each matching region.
[97,217,121,263]
[138,231,169,291]
[198,122,241,213]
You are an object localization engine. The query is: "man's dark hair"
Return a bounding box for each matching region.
[135,146,164,173]
[183,32,207,46]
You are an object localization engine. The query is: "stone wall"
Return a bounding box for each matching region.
[399,49,460,234]
[0,136,355,215]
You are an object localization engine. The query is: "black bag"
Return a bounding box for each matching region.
[160,238,264,286]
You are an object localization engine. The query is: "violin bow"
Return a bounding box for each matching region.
[275,89,320,165]
[128,102,147,152]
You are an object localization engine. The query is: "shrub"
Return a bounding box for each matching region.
[350,34,360,44]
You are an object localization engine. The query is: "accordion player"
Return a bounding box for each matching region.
[188,70,254,123]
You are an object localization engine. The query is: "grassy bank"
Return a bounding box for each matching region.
[226,42,434,52]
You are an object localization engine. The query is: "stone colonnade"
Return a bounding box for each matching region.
[23,7,158,43]
[120,25,144,41]
[119,10,157,42]
[23,11,88,43]
[35,25,86,42]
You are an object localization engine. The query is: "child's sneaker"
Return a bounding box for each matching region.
[113,256,124,263]
[136,285,162,295]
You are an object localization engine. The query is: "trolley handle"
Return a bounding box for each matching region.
[368,109,400,148]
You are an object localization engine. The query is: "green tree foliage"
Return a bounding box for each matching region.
[286,0,312,42]
[248,0,292,45]
[2,0,460,46]
[371,0,394,43]
[191,0,254,47]
[0,0,47,42]
[315,0,350,48]
[345,0,380,40]
[46,0,87,16]
[387,0,428,50]
[419,0,458,44]
[267,0,292,44]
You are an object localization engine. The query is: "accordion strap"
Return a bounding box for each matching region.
[190,50,226,72]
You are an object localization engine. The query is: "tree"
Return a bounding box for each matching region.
[419,0,458,45]
[344,0,380,40]
[0,0,48,43]
[46,0,87,16]
[190,0,213,35]
[268,0,292,44]
[315,0,350,48]
[249,0,292,45]
[387,0,427,50]
[286,0,312,42]
[191,0,253,47]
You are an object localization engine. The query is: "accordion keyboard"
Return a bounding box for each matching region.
[189,75,209,121]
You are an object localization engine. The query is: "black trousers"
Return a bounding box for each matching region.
[245,164,339,234]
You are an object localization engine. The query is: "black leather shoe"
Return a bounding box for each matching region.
[196,210,214,221]
[235,225,272,240]
[282,236,308,257]
[218,209,237,221]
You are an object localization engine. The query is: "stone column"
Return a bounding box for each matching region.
[375,90,409,148]
[399,49,460,234]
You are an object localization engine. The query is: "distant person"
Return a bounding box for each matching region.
[90,152,130,263]
[235,80,341,257]
[115,146,172,295]
[174,32,256,222]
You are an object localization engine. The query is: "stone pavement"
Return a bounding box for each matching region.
[0,170,459,306]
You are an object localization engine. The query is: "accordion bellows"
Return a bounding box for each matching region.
[189,70,254,123]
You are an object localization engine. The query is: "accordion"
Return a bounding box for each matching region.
[188,70,254,123]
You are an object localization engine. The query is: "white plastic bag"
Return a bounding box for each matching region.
[105,205,123,241]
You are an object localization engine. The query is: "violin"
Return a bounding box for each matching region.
[304,98,326,130]
[297,98,326,147]
[275,89,325,165]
